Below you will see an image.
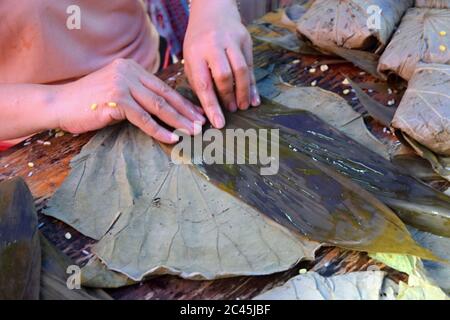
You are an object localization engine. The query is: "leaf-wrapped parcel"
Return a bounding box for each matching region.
[378,8,450,80]
[392,63,450,155]
[415,0,450,8]
[296,0,413,54]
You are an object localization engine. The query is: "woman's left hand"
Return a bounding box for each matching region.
[183,0,260,129]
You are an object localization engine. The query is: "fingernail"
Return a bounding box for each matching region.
[229,102,237,113]
[251,88,261,107]
[214,115,225,129]
[196,106,205,114]
[195,113,206,124]
[193,121,203,135]
[170,133,180,143]
[239,102,249,110]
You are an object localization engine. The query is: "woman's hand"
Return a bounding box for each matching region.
[183,0,260,129]
[53,59,205,144]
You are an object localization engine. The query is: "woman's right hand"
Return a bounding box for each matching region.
[53,59,205,144]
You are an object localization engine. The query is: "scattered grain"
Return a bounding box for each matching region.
[320,64,329,72]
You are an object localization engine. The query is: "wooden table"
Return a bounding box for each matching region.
[0,14,407,300]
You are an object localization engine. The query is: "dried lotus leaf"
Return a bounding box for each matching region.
[46,123,320,284]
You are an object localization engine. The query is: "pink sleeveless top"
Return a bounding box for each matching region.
[0,0,160,84]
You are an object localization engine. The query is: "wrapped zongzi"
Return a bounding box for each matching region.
[392,63,450,155]
[378,8,450,80]
[415,0,450,8]
[296,0,413,54]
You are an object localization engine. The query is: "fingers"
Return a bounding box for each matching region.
[188,58,225,129]
[241,37,261,107]
[208,49,237,113]
[225,44,251,110]
[131,85,202,136]
[124,99,179,144]
[135,66,206,123]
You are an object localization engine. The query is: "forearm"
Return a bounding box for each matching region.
[190,0,240,18]
[0,84,60,140]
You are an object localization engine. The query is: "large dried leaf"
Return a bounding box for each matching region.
[415,0,450,8]
[392,63,450,155]
[46,123,320,284]
[254,271,395,300]
[191,113,432,258]
[378,9,450,81]
[203,99,450,239]
[0,178,41,300]
[297,0,413,53]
